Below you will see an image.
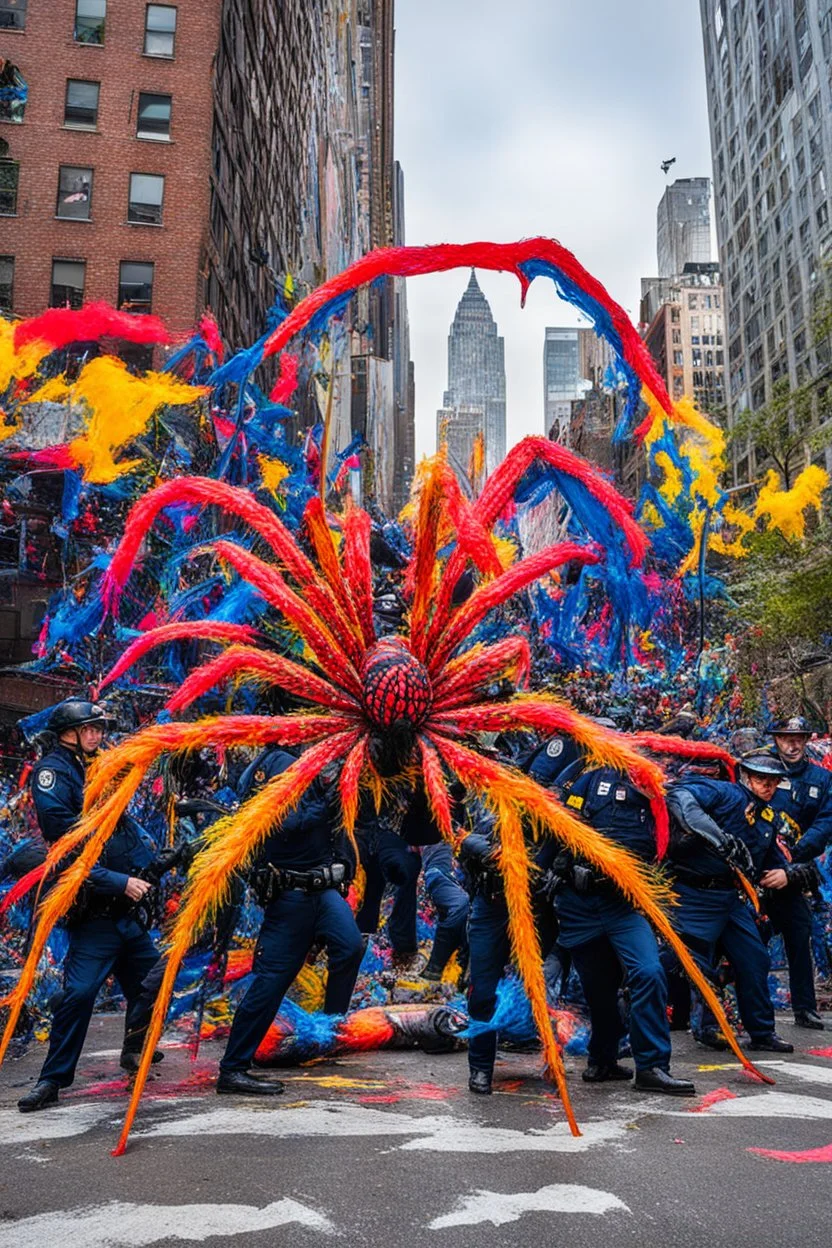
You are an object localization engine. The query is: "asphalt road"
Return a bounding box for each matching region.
[1,1012,831,1247]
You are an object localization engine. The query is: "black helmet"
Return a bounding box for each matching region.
[48,700,113,736]
[768,715,815,736]
[738,750,787,779]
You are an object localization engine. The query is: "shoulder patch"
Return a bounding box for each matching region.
[36,768,56,791]
[596,781,611,796]
[566,794,584,810]
[546,738,564,759]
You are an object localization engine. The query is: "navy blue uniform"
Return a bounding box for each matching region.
[31,744,161,1087]
[354,788,422,955]
[764,753,832,1013]
[666,777,788,1041]
[554,767,670,1073]
[422,841,470,978]
[219,747,363,1074]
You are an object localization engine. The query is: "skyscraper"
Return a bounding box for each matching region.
[699,0,832,482]
[657,178,713,278]
[544,327,581,441]
[437,271,506,477]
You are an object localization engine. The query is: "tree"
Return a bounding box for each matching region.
[729,377,824,489]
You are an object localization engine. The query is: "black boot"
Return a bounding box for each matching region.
[468,1069,492,1095]
[794,1010,825,1031]
[634,1067,696,1096]
[582,1062,633,1083]
[748,1033,794,1053]
[18,1080,60,1113]
[216,1070,286,1095]
[120,1049,165,1073]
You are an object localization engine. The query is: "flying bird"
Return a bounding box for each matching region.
[661,157,677,175]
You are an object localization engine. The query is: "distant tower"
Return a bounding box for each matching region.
[657,177,712,277]
[436,271,506,478]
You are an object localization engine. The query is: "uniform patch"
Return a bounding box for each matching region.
[809,786,819,799]
[596,781,611,796]
[777,779,791,790]
[566,794,584,810]
[254,770,266,784]
[614,787,627,801]
[761,806,774,821]
[36,768,56,791]
[546,738,564,759]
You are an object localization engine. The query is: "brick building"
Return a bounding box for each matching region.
[642,263,727,416]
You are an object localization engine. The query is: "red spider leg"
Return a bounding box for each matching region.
[303,497,365,641]
[430,696,670,855]
[114,729,360,1155]
[408,456,447,661]
[209,541,363,695]
[433,436,648,634]
[428,542,601,676]
[165,645,361,715]
[101,476,358,652]
[416,735,457,845]
[632,733,737,781]
[428,731,773,1087]
[339,736,369,859]
[342,501,375,646]
[96,622,259,693]
[431,637,531,710]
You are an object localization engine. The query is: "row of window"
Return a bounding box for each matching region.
[0,257,154,315]
[0,2,177,57]
[0,75,174,140]
[0,160,165,225]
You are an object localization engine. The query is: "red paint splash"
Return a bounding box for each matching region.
[688,1087,738,1113]
[807,1047,832,1059]
[748,1142,832,1164]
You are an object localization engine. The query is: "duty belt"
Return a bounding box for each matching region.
[257,861,351,904]
[671,868,737,891]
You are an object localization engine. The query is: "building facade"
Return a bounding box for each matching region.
[643,263,727,415]
[438,270,506,477]
[699,0,832,480]
[657,177,713,277]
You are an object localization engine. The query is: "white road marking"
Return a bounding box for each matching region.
[429,1184,630,1228]
[0,1102,121,1145]
[753,1061,832,1086]
[669,1092,832,1119]
[137,1102,629,1153]
[0,1199,334,1247]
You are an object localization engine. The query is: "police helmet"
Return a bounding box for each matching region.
[767,715,815,736]
[48,700,113,736]
[738,750,787,779]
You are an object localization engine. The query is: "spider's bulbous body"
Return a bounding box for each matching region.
[361,637,432,731]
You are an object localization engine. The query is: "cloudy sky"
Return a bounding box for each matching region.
[394,0,715,458]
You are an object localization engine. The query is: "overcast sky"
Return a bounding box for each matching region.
[394,0,715,458]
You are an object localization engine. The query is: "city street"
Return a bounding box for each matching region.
[1,1013,831,1247]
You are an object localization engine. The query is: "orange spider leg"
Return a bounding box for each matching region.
[165,645,361,715]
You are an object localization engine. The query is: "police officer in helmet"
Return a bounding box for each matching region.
[18,700,165,1113]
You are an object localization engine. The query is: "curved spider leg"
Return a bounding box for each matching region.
[428,542,601,676]
[416,735,456,845]
[96,622,259,693]
[342,501,375,646]
[165,645,361,716]
[408,454,448,662]
[430,696,670,854]
[428,733,774,1086]
[209,541,363,694]
[102,476,361,665]
[302,498,364,642]
[113,728,360,1155]
[632,733,737,781]
[493,798,579,1134]
[338,736,369,862]
[431,637,531,710]
[431,436,647,640]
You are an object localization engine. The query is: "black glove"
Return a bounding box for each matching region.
[459,834,496,864]
[718,834,755,878]
[785,861,822,892]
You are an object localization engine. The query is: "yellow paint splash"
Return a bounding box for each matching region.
[754,464,829,541]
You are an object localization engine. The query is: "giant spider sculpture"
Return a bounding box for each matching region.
[0,437,769,1153]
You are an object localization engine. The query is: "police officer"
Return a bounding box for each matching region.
[18,700,164,1113]
[421,839,470,982]
[665,751,796,1054]
[553,765,695,1094]
[216,744,364,1095]
[354,789,422,967]
[766,717,831,1030]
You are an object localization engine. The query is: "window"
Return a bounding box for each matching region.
[137,93,171,140]
[64,80,100,129]
[51,260,86,309]
[128,173,164,224]
[75,0,105,44]
[0,256,13,311]
[0,1,26,31]
[56,166,93,220]
[118,261,154,313]
[0,62,26,123]
[144,5,176,56]
[0,159,19,215]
